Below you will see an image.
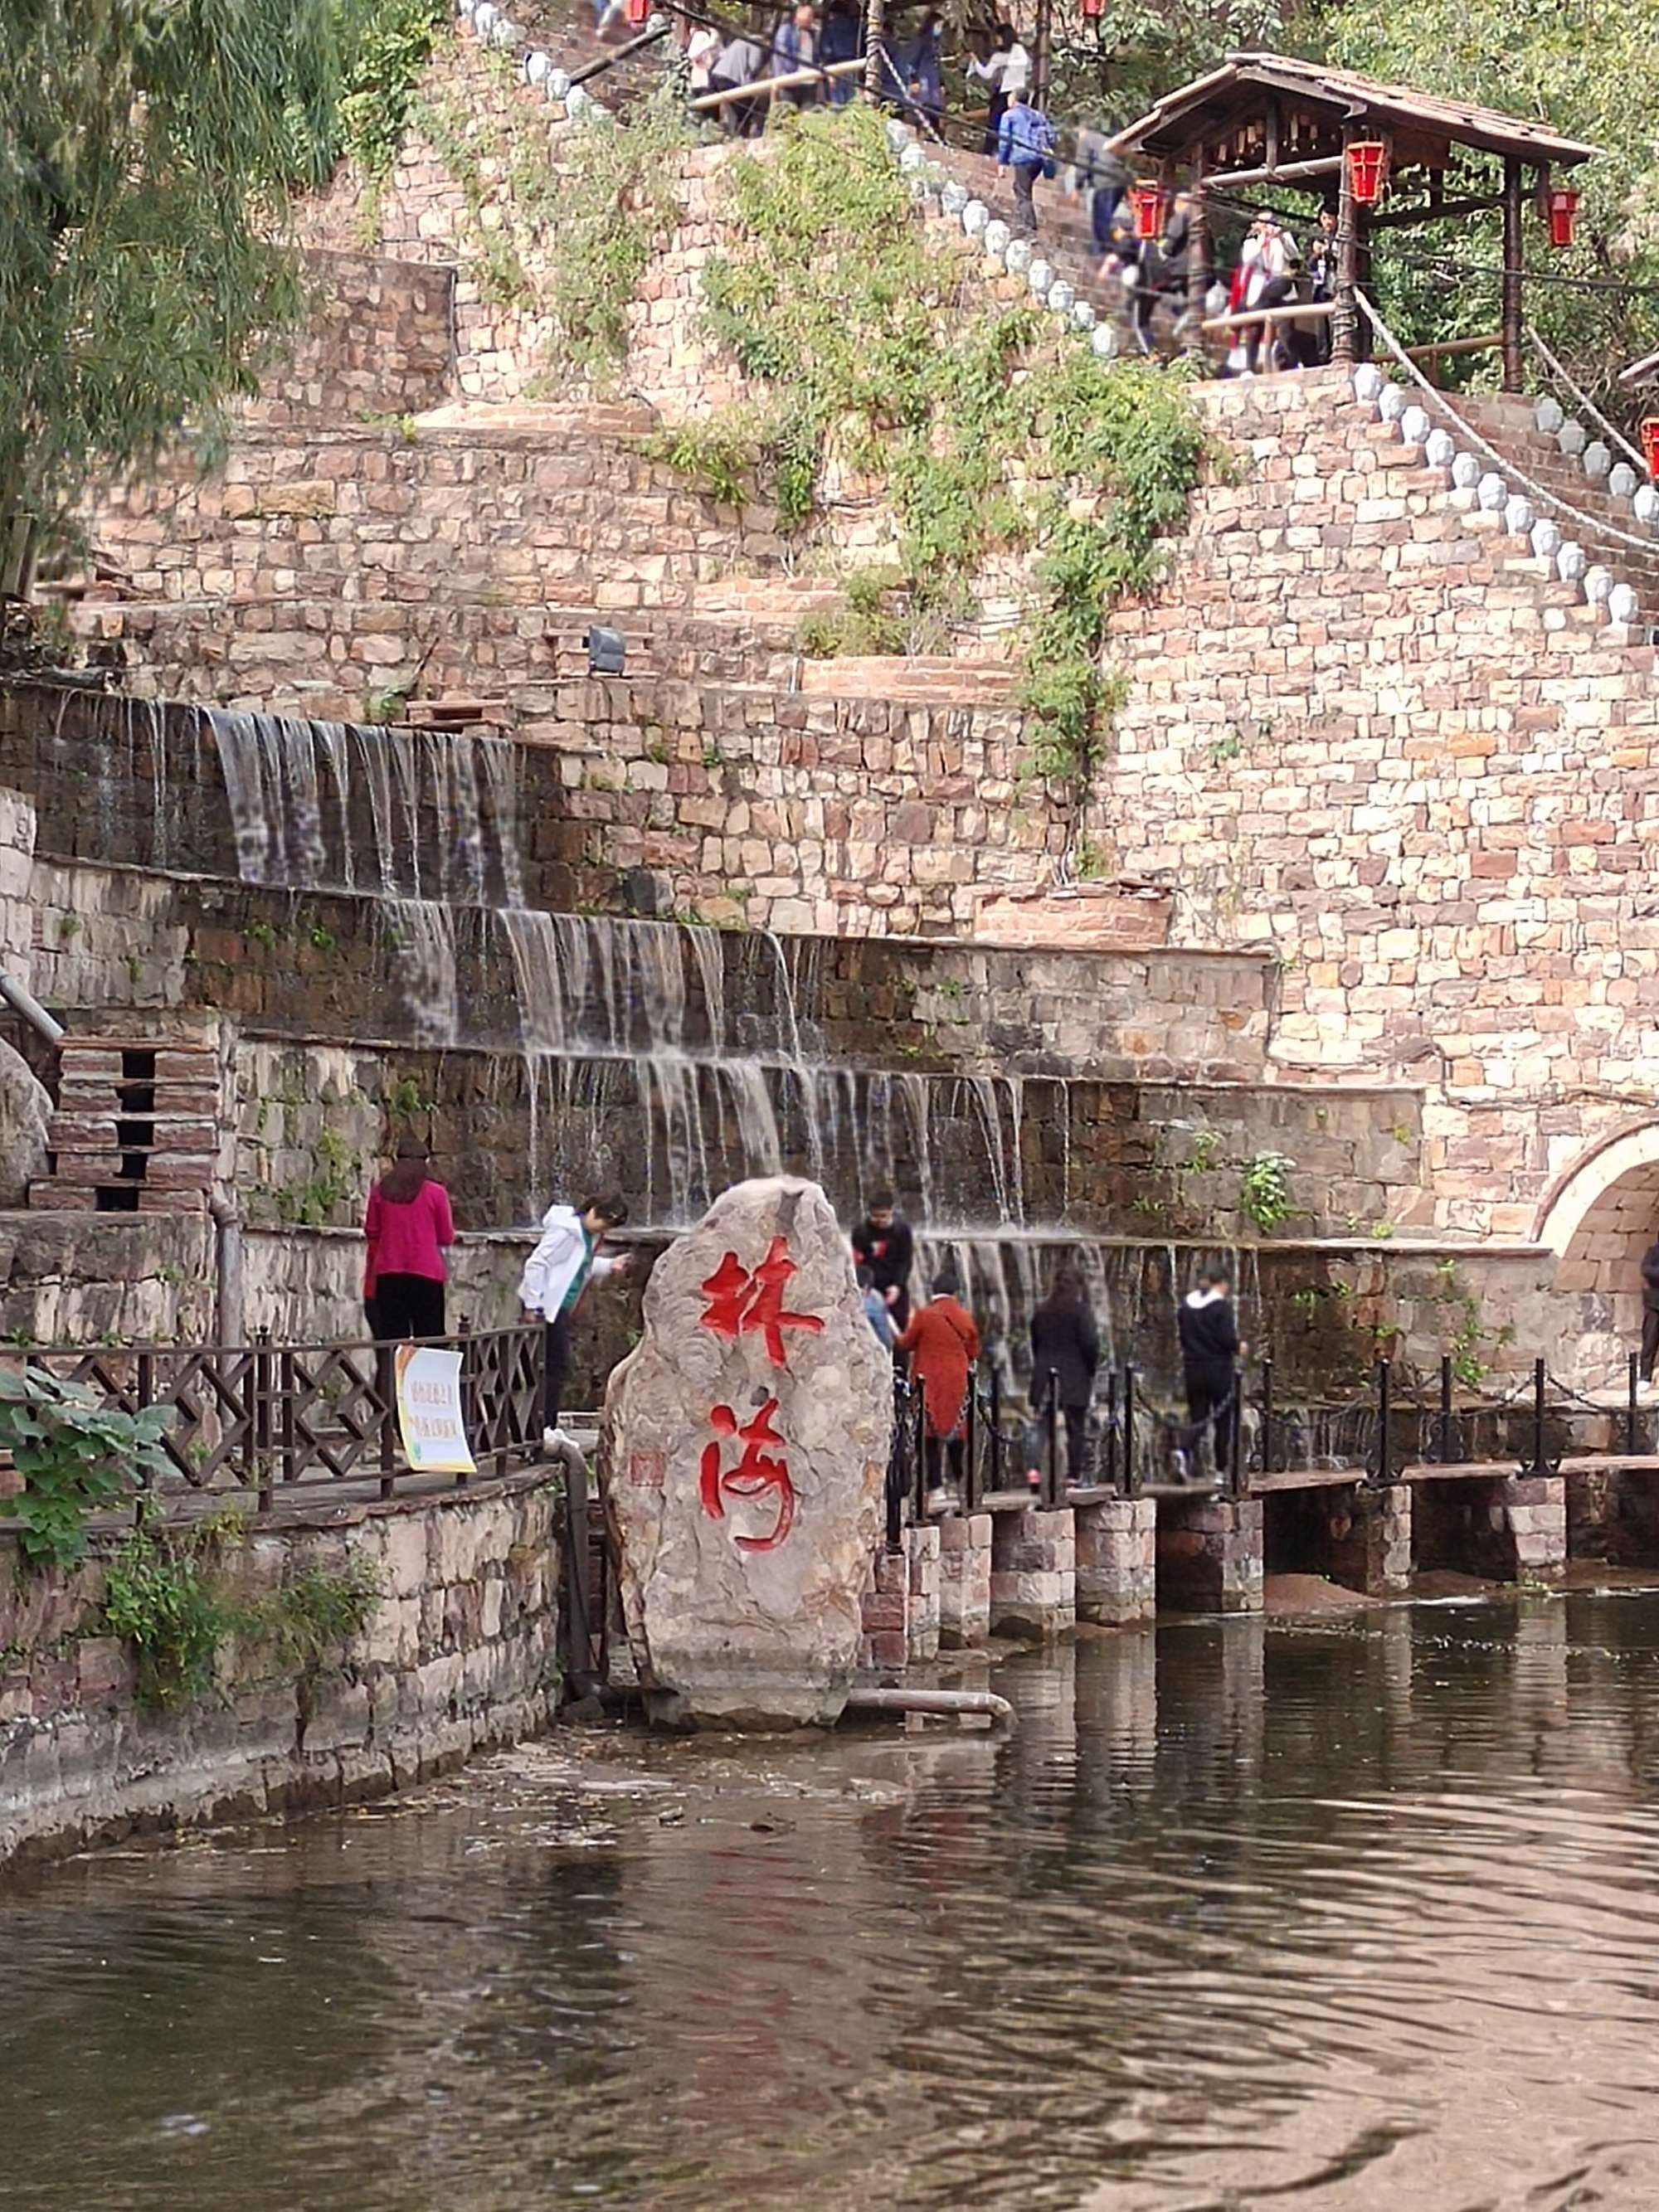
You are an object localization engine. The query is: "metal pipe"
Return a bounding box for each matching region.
[209,1194,243,1349]
[1102,1369,1117,1494]
[843,1686,1014,1726]
[690,54,865,110]
[1371,1358,1392,1488]
[1203,153,1346,189]
[1200,300,1335,335]
[1439,1354,1454,1466]
[568,17,670,85]
[0,971,62,1048]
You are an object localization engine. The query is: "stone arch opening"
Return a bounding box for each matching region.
[1537,1125,1659,1388]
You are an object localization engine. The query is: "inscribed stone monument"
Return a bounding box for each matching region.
[601,1177,891,1728]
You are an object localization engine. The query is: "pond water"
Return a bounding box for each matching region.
[6,1592,1659,2210]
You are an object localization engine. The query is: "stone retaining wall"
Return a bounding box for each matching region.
[0,1470,558,1868]
[240,250,455,428]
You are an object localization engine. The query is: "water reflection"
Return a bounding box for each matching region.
[6,1593,1659,2209]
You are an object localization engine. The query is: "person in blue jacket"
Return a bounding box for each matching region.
[996,84,1055,241]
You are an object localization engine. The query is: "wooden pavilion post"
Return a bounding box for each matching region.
[862,0,886,101]
[1501,153,1525,392]
[1185,138,1210,356]
[1332,124,1359,366]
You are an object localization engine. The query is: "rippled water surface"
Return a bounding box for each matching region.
[7,1593,1659,2210]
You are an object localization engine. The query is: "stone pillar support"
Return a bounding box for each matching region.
[938,1513,992,1648]
[906,1524,941,1661]
[860,1547,909,1674]
[990,1505,1076,1640]
[1329,1480,1412,1596]
[1074,1495,1156,1625]
[1496,1474,1567,1582]
[1156,1495,1263,1614]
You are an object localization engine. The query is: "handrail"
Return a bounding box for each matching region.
[1355,285,1659,560]
[688,54,867,111]
[1526,325,1648,478]
[569,17,672,89]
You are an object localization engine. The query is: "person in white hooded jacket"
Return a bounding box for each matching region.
[518,1192,630,1429]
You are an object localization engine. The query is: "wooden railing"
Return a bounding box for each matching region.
[12,1325,552,1515]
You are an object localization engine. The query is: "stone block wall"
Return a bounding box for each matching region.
[240,250,455,427]
[1101,369,1659,1240]
[859,1544,909,1672]
[0,1470,559,1866]
[1156,1495,1263,1614]
[905,1524,941,1660]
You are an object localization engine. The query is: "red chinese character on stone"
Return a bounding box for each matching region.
[698,1237,825,1368]
[700,1398,797,1553]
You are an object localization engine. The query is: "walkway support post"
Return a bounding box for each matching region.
[1501,153,1525,394]
[1370,1358,1392,1488]
[1333,124,1360,367]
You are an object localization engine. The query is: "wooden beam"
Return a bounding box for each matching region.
[1202,152,1345,189]
[691,56,865,111]
[1201,299,1335,333]
[1404,332,1502,360]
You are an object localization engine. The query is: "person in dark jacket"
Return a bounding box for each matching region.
[851,1191,915,1331]
[1177,1266,1241,1471]
[1030,1267,1099,1482]
[1642,1239,1659,1382]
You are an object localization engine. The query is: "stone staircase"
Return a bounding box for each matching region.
[1436,390,1659,630]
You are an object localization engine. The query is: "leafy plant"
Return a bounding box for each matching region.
[1186,1129,1220,1174]
[339,0,445,182]
[104,1508,241,1708]
[0,1370,174,1572]
[660,105,1208,844]
[105,1511,381,1710]
[1238,1150,1296,1235]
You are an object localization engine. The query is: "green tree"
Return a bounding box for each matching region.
[0,0,371,600]
[1318,0,1659,407]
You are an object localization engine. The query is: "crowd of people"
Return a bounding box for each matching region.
[360,1153,1243,1488]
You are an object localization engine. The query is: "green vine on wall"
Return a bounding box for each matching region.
[341,0,447,182]
[649,104,1209,825]
[416,72,693,389]
[0,1371,173,1572]
[105,1508,382,1711]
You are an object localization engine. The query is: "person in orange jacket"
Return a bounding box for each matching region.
[896,1272,981,1493]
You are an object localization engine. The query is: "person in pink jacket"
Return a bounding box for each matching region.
[362,1139,455,1340]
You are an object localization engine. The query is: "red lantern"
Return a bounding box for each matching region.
[625,0,648,22]
[1345,139,1390,207]
[1129,179,1167,241]
[1081,0,1102,16]
[1641,420,1659,483]
[1545,187,1579,249]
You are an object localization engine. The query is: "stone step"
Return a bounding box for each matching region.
[796,654,1019,702]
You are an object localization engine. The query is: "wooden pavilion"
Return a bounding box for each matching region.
[1105,53,1597,386]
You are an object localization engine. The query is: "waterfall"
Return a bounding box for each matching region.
[206,707,523,902]
[385,898,459,1048]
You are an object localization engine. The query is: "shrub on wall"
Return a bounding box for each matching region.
[656,104,1209,834]
[0,1370,173,1572]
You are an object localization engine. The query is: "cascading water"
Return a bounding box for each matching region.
[200,706,1306,1418]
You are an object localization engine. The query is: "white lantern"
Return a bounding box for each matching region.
[1352,364,1384,405]
[566,82,591,115]
[1530,518,1563,560]
[1399,405,1430,447]
[545,65,571,99]
[1502,494,1534,537]
[1558,420,1587,456]
[1450,452,1481,490]
[1027,258,1053,297]
[1048,280,1075,315]
[489,16,518,48]
[524,47,550,83]
[982,218,1010,258]
[1583,440,1612,480]
[885,119,912,152]
[941,182,967,216]
[473,2,498,30]
[1583,563,1613,603]
[1610,462,1639,501]
[1378,382,1407,422]
[1091,321,1118,359]
[1073,300,1097,330]
[1476,472,1507,511]
[1557,541,1587,582]
[1533,396,1564,435]
[899,143,925,173]
[1424,427,1456,470]
[1005,238,1033,275]
[1634,484,1659,527]
[961,199,989,237]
